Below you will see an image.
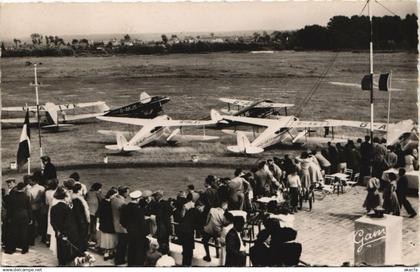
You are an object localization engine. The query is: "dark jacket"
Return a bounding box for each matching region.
[225,228,246,267]
[43,162,57,182]
[51,202,81,264]
[152,200,173,242]
[72,197,89,252]
[250,242,272,267]
[396,175,409,197]
[4,190,32,225]
[178,206,203,248]
[98,199,115,234]
[120,202,147,237]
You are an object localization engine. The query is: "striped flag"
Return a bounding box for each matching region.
[17,109,31,170]
[361,73,390,91]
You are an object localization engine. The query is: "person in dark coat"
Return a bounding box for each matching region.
[41,156,57,183]
[396,168,417,218]
[360,136,373,178]
[50,186,81,266]
[200,175,220,217]
[120,190,148,266]
[225,216,246,267]
[264,218,301,266]
[152,190,173,253]
[4,182,32,254]
[283,155,296,176]
[250,229,272,266]
[71,183,90,252]
[327,142,339,173]
[178,194,204,266]
[98,188,118,260]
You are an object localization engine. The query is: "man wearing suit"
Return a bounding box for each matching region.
[397,168,417,218]
[120,191,148,266]
[250,229,272,266]
[152,190,173,253]
[112,186,130,265]
[41,156,57,183]
[225,216,246,267]
[4,182,33,254]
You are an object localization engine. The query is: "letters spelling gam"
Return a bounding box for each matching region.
[354,227,386,253]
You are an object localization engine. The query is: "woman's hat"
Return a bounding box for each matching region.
[129,190,142,199]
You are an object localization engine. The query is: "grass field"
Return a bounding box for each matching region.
[1,51,417,193]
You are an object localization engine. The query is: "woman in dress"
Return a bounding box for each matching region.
[72,183,90,253]
[382,173,400,215]
[287,167,301,213]
[45,179,59,247]
[50,186,81,266]
[98,187,118,260]
[363,177,382,213]
[404,149,416,172]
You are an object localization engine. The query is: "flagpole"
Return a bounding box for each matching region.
[34,64,44,168]
[386,71,392,136]
[368,0,374,172]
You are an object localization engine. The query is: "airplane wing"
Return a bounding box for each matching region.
[255,102,295,108]
[1,117,38,124]
[217,114,283,127]
[325,119,388,131]
[57,101,109,111]
[2,106,41,112]
[97,116,152,126]
[219,98,253,107]
[159,120,216,127]
[219,98,294,109]
[97,116,216,127]
[63,112,105,121]
[292,120,331,128]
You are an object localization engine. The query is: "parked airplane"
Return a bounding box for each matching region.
[2,101,109,129]
[210,109,415,154]
[104,92,170,118]
[219,98,294,118]
[97,115,219,152]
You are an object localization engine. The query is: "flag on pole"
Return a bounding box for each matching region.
[17,110,31,170]
[378,73,390,91]
[361,74,373,90]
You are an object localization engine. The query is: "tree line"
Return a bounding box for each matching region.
[1,14,417,57]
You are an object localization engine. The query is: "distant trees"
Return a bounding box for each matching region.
[3,13,417,58]
[291,14,418,50]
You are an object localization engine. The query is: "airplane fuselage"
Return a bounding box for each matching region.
[104,96,170,118]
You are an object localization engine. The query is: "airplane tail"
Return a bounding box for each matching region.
[227,132,263,154]
[140,92,152,104]
[210,109,223,122]
[104,131,141,152]
[44,102,59,126]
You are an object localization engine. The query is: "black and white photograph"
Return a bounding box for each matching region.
[0,0,418,268]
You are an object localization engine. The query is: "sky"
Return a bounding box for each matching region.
[0,1,417,40]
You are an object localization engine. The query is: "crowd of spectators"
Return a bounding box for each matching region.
[1,136,417,266]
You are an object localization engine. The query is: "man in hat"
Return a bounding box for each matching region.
[112,186,130,265]
[152,190,173,253]
[120,190,148,266]
[41,156,57,182]
[140,190,156,236]
[4,182,32,254]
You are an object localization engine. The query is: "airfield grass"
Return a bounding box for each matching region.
[1,51,417,195]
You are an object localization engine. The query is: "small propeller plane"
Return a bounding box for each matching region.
[97,115,219,152]
[2,101,110,129]
[210,109,415,154]
[104,92,170,118]
[218,98,294,118]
